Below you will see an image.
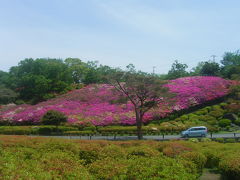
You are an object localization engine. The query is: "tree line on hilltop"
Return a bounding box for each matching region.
[0,50,240,105]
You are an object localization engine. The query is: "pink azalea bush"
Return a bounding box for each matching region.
[0,76,232,126]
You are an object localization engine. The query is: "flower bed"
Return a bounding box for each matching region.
[0,76,232,126]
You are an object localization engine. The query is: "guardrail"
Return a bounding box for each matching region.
[30,132,240,141]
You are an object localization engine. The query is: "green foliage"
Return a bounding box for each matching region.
[126,156,198,180]
[167,60,189,80]
[39,151,92,179]
[199,61,220,76]
[188,138,199,143]
[41,110,67,126]
[1,136,240,179]
[209,110,224,118]
[9,58,73,103]
[219,154,240,180]
[218,119,231,128]
[201,138,212,142]
[194,109,208,116]
[179,151,207,172]
[215,138,225,143]
[14,99,26,105]
[64,130,95,136]
[0,85,18,104]
[188,114,199,121]
[88,158,128,179]
[221,50,240,79]
[203,150,221,168]
[225,138,236,143]
[127,146,160,159]
[0,126,35,135]
[79,150,100,165]
[235,119,240,126]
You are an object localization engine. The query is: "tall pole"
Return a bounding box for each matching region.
[211,55,217,61]
[152,66,156,75]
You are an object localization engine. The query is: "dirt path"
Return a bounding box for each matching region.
[200,169,221,180]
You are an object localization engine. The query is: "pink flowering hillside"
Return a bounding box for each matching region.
[0,76,232,126]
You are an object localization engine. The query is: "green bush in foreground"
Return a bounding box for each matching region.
[179,151,207,172]
[219,154,240,180]
[0,136,240,180]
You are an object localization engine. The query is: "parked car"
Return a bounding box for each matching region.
[181,126,207,137]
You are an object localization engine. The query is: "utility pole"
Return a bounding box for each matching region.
[211,55,217,61]
[152,66,156,75]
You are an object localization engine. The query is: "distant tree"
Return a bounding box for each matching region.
[0,71,10,87]
[0,85,18,104]
[190,62,205,76]
[9,58,73,103]
[108,71,174,140]
[199,61,220,76]
[65,58,88,83]
[221,51,240,79]
[167,60,188,80]
[221,51,240,66]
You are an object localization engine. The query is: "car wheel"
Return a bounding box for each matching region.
[201,134,206,137]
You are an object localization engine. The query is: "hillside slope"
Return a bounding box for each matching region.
[0,76,232,126]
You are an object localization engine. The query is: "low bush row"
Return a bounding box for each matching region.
[0,136,239,179]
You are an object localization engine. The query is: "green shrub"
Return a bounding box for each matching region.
[219,154,240,180]
[194,109,208,116]
[219,119,231,128]
[208,120,218,125]
[225,138,236,143]
[203,150,221,168]
[41,110,67,126]
[203,106,212,112]
[179,151,207,172]
[177,115,189,122]
[15,99,26,105]
[79,150,100,165]
[126,156,198,180]
[39,141,78,154]
[209,110,224,118]
[161,142,192,157]
[234,119,240,126]
[88,158,128,179]
[188,114,199,121]
[220,103,228,109]
[201,138,212,142]
[200,115,216,122]
[38,126,64,135]
[0,126,35,135]
[63,130,95,136]
[128,146,160,159]
[100,145,126,159]
[188,138,199,143]
[83,126,96,131]
[40,151,91,179]
[212,105,223,111]
[215,138,224,143]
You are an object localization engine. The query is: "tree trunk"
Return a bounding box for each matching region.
[135,109,143,140]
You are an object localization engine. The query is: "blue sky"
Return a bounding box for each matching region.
[0,0,240,73]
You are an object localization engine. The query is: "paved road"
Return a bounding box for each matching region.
[31,132,240,141]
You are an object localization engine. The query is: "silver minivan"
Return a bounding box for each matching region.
[181,126,207,137]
